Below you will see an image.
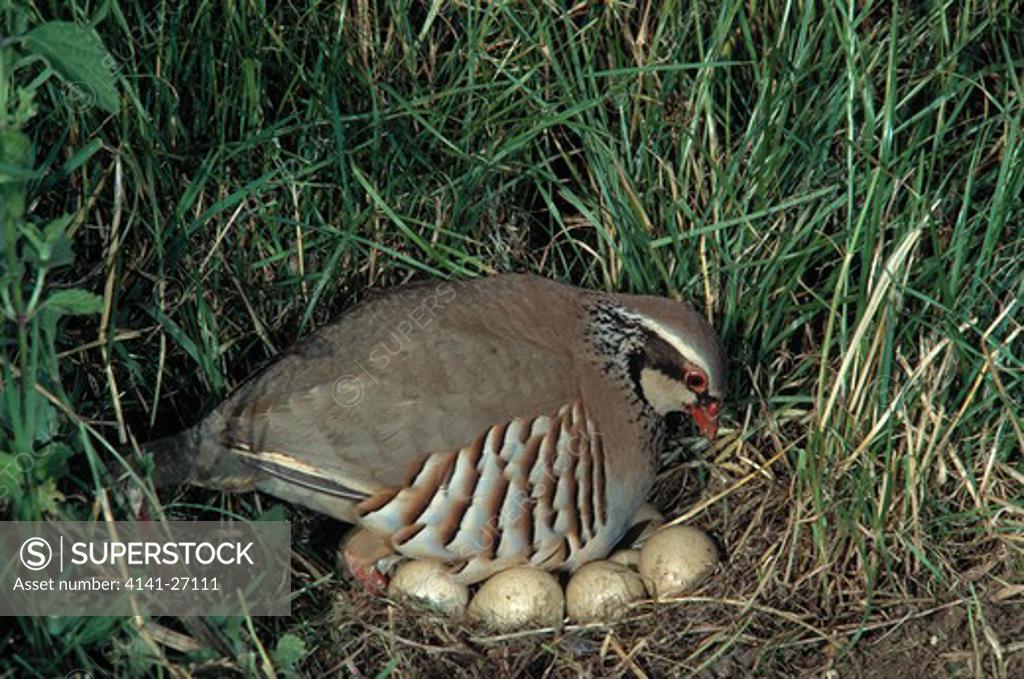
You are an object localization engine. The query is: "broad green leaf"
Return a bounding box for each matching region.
[0,129,33,221]
[31,401,58,444]
[272,633,307,674]
[24,21,120,114]
[33,442,73,480]
[22,214,76,268]
[0,129,32,175]
[258,504,291,522]
[29,478,65,516]
[43,289,104,316]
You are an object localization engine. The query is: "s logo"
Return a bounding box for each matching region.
[19,537,53,571]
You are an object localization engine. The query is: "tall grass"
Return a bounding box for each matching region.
[4,0,1021,674]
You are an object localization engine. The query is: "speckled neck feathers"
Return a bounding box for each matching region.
[580,296,666,444]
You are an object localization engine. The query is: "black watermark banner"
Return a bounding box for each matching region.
[0,521,291,616]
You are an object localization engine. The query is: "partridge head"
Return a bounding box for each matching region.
[146,274,724,583]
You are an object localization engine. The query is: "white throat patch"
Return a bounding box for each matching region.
[640,367,697,412]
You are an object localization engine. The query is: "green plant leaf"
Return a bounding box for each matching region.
[0,129,34,221]
[21,214,77,269]
[28,478,65,516]
[257,504,291,522]
[43,289,104,316]
[33,442,73,480]
[31,401,58,444]
[0,453,27,506]
[24,21,120,114]
[42,215,76,268]
[62,138,105,175]
[271,633,306,675]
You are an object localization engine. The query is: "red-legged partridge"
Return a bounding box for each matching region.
[147,274,725,583]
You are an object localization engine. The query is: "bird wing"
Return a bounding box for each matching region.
[356,399,610,578]
[214,277,580,496]
[233,397,612,581]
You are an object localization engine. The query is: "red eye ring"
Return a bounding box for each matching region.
[685,371,707,392]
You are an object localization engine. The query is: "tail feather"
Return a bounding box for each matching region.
[143,412,257,490]
[144,429,200,487]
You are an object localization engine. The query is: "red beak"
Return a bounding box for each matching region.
[687,400,720,439]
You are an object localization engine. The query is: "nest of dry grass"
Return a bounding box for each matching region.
[246,421,1020,678]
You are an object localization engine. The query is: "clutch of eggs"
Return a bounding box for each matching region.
[379,523,720,629]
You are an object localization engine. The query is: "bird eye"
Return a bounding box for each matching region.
[685,371,707,392]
